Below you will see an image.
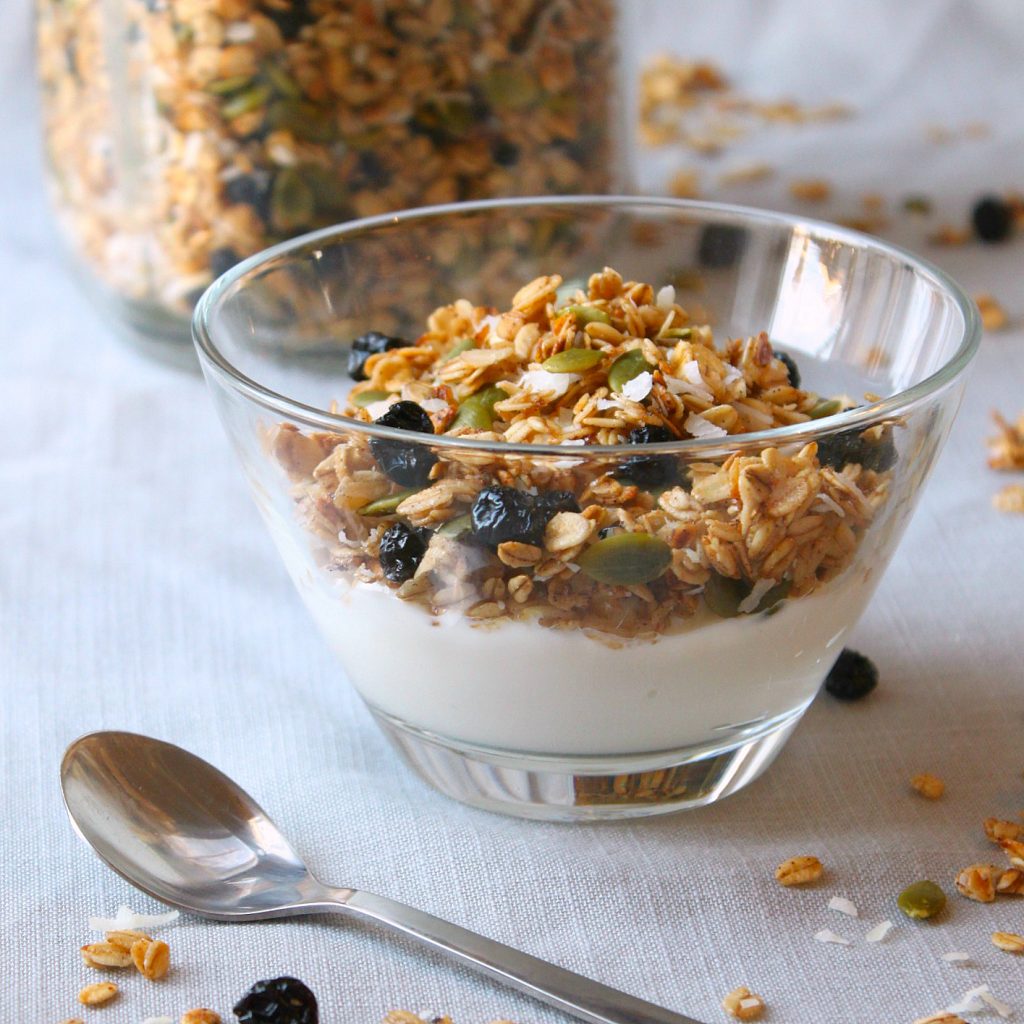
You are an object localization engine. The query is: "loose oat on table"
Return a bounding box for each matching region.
[131,936,171,980]
[998,836,1024,868]
[272,267,896,641]
[78,981,119,1006]
[912,1014,969,1024]
[997,868,1024,895]
[80,939,133,969]
[985,817,1024,843]
[954,863,1001,903]
[992,931,1024,953]
[775,854,823,886]
[993,483,1024,514]
[910,772,945,800]
[789,179,831,202]
[721,985,765,1020]
[974,293,1010,332]
[181,1011,222,1024]
[988,412,1024,470]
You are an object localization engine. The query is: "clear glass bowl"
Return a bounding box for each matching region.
[194,197,979,820]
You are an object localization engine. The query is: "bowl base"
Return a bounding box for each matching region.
[370,705,806,821]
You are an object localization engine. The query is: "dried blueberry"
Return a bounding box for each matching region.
[224,172,273,221]
[492,139,521,167]
[347,330,413,381]
[263,0,313,40]
[532,489,581,517]
[233,976,318,1024]
[378,522,429,583]
[209,246,241,280]
[776,350,801,388]
[816,424,896,472]
[614,425,682,489]
[470,486,578,547]
[369,401,437,487]
[824,648,878,701]
[971,195,1013,243]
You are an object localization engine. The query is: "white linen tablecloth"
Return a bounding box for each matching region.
[2,2,1022,1022]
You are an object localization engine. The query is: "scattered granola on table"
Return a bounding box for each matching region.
[974,293,1009,332]
[910,773,945,800]
[987,411,1024,470]
[774,854,824,886]
[993,483,1024,514]
[721,985,766,1020]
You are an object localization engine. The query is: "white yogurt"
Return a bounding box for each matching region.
[280,530,872,756]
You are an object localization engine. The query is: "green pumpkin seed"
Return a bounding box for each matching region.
[267,99,336,143]
[270,168,315,232]
[542,348,605,373]
[358,489,419,516]
[451,384,505,431]
[897,880,946,920]
[437,512,473,539]
[207,75,253,96]
[577,533,672,586]
[298,165,349,214]
[661,327,693,340]
[351,389,389,408]
[608,349,653,393]
[758,578,791,612]
[220,83,271,121]
[809,398,842,419]
[562,304,611,326]
[481,66,540,111]
[441,337,475,362]
[264,62,301,99]
[704,574,792,618]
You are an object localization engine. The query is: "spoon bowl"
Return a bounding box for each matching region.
[61,730,703,1024]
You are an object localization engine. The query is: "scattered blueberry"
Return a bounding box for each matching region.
[378,522,430,583]
[347,330,412,381]
[816,424,897,473]
[971,195,1013,243]
[776,350,801,388]
[369,401,438,486]
[470,486,580,547]
[233,976,318,1024]
[614,425,683,489]
[824,648,878,701]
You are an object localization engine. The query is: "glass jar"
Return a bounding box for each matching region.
[36,0,618,363]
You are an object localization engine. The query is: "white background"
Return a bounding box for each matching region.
[2,2,1023,1022]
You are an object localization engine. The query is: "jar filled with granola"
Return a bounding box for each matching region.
[36,0,619,363]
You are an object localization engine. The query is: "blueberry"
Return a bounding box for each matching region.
[233,976,318,1024]
[971,195,1013,243]
[209,246,241,279]
[816,424,896,472]
[776,350,801,388]
[224,172,273,222]
[492,139,520,167]
[614,425,682,489]
[263,0,313,40]
[824,648,878,701]
[378,522,429,583]
[470,486,579,547]
[347,330,412,381]
[532,489,581,517]
[369,401,437,486]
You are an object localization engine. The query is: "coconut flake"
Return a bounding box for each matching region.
[551,439,587,470]
[419,397,449,414]
[365,399,393,420]
[519,370,579,398]
[143,1018,175,1024]
[948,985,990,1015]
[828,896,859,918]
[595,397,620,411]
[814,493,846,518]
[90,906,180,932]
[664,375,713,402]
[737,578,776,615]
[684,412,728,439]
[864,920,893,943]
[980,990,1014,1019]
[814,929,851,946]
[656,284,676,310]
[941,951,972,963]
[620,371,654,403]
[738,998,760,1011]
[225,19,257,41]
[722,363,745,386]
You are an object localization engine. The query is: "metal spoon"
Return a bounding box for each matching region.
[61,731,703,1024]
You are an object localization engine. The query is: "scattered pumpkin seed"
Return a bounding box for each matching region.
[897,880,946,920]
[577,532,672,585]
[220,83,271,121]
[351,389,389,408]
[481,66,540,110]
[358,489,419,516]
[562,304,611,326]
[542,348,605,373]
[441,337,475,362]
[450,384,505,430]
[270,168,315,232]
[608,349,654,393]
[809,398,842,419]
[437,513,473,539]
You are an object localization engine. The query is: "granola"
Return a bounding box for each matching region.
[272,268,895,639]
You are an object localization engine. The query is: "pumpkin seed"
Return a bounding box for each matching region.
[809,398,842,419]
[270,168,315,232]
[267,99,336,143]
[577,532,672,586]
[437,512,473,539]
[542,348,605,373]
[441,337,475,362]
[450,384,505,431]
[897,880,946,920]
[704,574,792,618]
[220,83,272,121]
[608,349,653,393]
[481,66,540,110]
[562,304,611,326]
[351,389,389,408]
[264,62,301,99]
[358,489,419,516]
[661,327,693,340]
[207,74,253,96]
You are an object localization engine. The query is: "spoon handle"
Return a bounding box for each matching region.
[334,889,705,1024]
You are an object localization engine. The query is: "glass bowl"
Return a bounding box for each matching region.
[193,197,979,820]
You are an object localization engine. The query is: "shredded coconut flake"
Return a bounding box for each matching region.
[941,951,972,963]
[722,363,744,386]
[814,493,846,518]
[864,920,893,943]
[419,397,449,414]
[948,985,990,1015]
[656,284,676,310]
[595,397,620,411]
[551,438,587,469]
[225,20,257,41]
[685,412,728,439]
[519,369,579,397]
[90,906,180,932]
[365,399,393,419]
[980,990,1014,1019]
[620,371,654,403]
[738,998,760,1010]
[814,929,851,946]
[665,375,713,402]
[828,896,859,918]
[738,577,776,614]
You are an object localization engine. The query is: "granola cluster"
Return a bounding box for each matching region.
[37,0,613,317]
[272,268,895,639]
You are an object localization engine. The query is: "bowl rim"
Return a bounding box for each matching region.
[192,194,981,457]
